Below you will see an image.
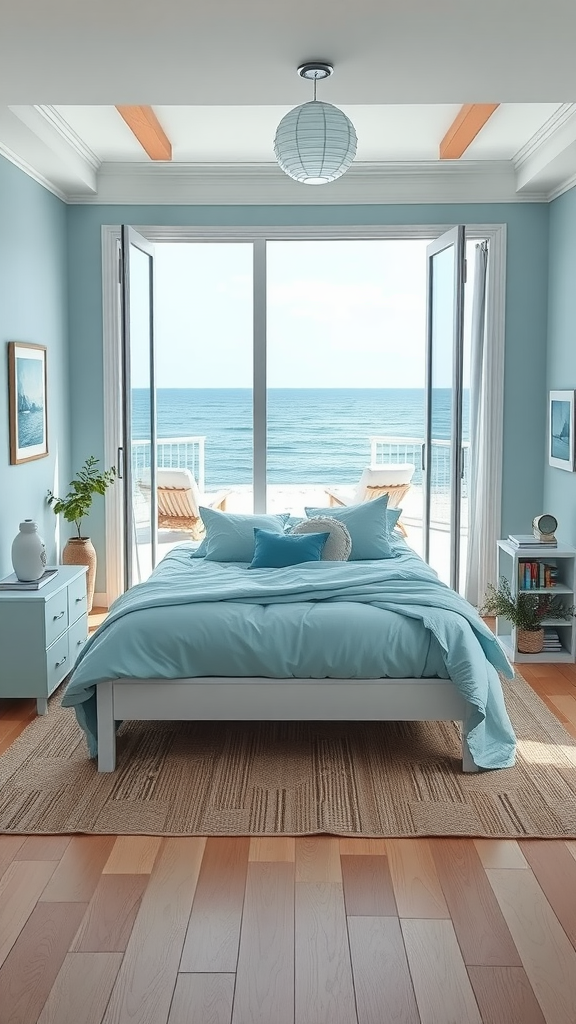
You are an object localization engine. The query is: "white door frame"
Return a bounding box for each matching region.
[101,223,506,607]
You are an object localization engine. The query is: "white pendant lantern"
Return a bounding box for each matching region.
[274,63,357,185]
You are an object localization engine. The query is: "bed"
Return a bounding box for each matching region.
[62,530,517,774]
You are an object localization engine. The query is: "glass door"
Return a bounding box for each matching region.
[423,226,465,589]
[120,226,156,589]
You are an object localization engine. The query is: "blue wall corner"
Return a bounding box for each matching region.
[0,156,71,579]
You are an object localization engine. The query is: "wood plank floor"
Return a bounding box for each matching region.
[1,653,576,1022]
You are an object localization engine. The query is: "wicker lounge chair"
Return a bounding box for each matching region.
[139,468,230,540]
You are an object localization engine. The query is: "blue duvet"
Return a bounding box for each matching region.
[62,541,516,769]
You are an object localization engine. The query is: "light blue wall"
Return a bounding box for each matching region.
[67,202,550,592]
[0,157,70,579]
[544,185,576,543]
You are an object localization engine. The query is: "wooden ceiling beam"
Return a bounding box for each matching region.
[439,103,500,160]
[115,105,172,160]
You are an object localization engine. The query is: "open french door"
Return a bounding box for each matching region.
[423,226,466,590]
[120,226,157,591]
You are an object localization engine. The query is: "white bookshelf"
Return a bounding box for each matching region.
[496,540,576,663]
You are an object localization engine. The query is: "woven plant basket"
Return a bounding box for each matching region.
[517,628,545,654]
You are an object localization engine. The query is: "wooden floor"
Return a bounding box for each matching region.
[1,648,576,1022]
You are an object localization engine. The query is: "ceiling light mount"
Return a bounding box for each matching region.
[297,62,334,82]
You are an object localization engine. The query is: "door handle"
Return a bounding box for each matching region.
[117,447,125,480]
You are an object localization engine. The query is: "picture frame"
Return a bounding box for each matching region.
[7,342,48,465]
[549,389,575,471]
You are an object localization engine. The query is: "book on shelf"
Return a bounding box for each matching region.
[542,628,563,651]
[0,568,58,591]
[508,534,557,548]
[518,560,559,589]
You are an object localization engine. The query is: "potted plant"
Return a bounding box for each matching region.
[480,576,574,653]
[47,456,116,611]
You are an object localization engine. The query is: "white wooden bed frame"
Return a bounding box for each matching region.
[96,675,477,773]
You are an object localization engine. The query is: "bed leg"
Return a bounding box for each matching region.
[461,727,478,773]
[97,681,116,772]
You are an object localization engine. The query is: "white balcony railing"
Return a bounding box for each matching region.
[131,436,206,493]
[131,434,468,529]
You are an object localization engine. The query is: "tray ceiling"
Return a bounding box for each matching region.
[1,0,575,202]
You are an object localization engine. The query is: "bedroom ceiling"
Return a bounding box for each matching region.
[1,0,576,203]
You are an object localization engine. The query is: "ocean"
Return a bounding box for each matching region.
[132,388,470,489]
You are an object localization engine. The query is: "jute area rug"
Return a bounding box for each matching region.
[1,671,575,838]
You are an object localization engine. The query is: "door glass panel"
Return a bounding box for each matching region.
[428,244,455,585]
[153,242,253,537]
[126,242,155,587]
[459,239,477,593]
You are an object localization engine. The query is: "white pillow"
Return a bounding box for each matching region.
[289,516,352,561]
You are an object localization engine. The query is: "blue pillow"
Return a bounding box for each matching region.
[192,509,290,562]
[385,507,402,533]
[249,528,330,568]
[304,495,393,560]
[305,499,401,536]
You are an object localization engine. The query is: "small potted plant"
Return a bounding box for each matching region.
[480,576,574,653]
[47,456,116,611]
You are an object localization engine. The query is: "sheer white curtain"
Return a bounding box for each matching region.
[465,241,499,607]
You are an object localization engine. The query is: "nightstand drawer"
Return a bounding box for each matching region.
[44,592,69,647]
[47,632,70,693]
[68,573,88,624]
[68,613,88,667]
[0,566,92,708]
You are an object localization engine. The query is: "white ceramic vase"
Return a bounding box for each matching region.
[11,520,47,581]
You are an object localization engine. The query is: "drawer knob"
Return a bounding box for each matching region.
[77,638,86,646]
[55,655,67,668]
[53,611,65,621]
[75,596,84,603]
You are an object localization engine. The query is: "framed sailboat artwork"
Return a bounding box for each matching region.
[549,390,575,471]
[7,342,48,465]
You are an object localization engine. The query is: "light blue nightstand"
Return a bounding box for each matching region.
[0,564,88,714]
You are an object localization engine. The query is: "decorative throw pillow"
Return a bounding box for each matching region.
[304,494,393,560]
[305,498,401,537]
[249,528,330,569]
[289,516,352,561]
[192,509,290,562]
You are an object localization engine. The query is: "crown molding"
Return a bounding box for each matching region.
[6,144,575,205]
[513,103,576,169]
[34,105,101,171]
[514,105,576,195]
[0,140,68,201]
[547,171,576,202]
[7,105,98,193]
[65,158,547,205]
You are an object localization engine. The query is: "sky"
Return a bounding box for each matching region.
[129,238,475,389]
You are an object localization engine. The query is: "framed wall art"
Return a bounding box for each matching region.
[7,342,48,465]
[549,389,575,471]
